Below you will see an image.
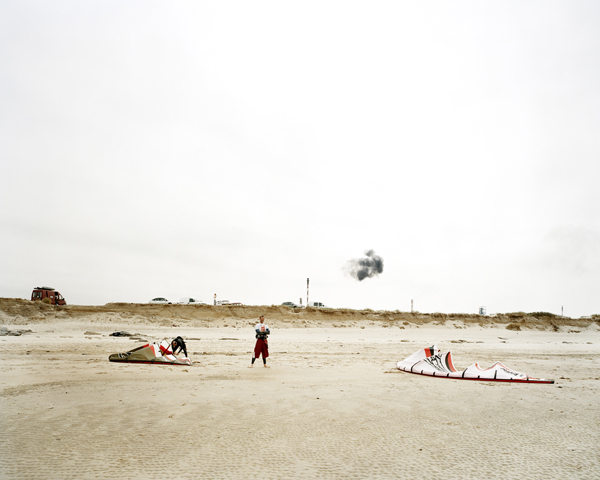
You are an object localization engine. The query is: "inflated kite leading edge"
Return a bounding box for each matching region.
[396,345,554,384]
[109,340,192,366]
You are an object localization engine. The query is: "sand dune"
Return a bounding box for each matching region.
[1,298,597,330]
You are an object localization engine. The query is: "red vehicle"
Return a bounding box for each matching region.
[31,287,67,305]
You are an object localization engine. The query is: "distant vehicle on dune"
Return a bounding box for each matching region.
[282,301,301,308]
[216,300,243,306]
[149,297,171,304]
[31,287,66,305]
[179,297,207,305]
[307,301,329,308]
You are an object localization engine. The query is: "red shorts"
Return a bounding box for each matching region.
[254,338,269,359]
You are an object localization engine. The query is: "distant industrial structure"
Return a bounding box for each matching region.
[307,278,309,306]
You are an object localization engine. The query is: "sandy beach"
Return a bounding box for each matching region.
[1,300,599,479]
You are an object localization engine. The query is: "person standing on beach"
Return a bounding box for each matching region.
[251,315,270,367]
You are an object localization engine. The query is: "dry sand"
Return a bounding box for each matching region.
[1,299,599,479]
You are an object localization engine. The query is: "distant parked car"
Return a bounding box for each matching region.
[150,297,171,304]
[179,297,206,305]
[229,302,243,306]
[31,286,67,306]
[282,301,300,308]
[307,301,329,308]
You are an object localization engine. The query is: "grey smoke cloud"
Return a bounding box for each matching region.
[347,250,384,281]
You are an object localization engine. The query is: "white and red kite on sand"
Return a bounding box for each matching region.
[109,340,192,366]
[397,345,553,384]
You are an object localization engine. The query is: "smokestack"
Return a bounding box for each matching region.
[346,249,384,281]
[307,278,309,306]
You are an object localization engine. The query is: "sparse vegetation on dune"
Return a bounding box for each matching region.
[0,297,596,331]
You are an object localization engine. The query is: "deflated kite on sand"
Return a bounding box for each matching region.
[397,345,554,384]
[109,340,192,366]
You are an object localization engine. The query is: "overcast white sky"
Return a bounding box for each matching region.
[1,1,599,317]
